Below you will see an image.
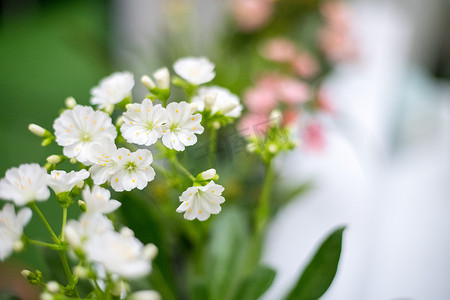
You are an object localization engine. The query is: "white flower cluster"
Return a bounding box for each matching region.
[0,57,232,285]
[66,185,154,279]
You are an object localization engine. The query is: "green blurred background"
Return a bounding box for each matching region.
[0,1,111,297]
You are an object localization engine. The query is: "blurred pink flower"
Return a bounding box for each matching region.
[231,0,274,32]
[277,78,310,104]
[238,113,270,136]
[317,91,333,114]
[291,52,320,78]
[303,121,325,152]
[320,0,351,30]
[261,38,298,63]
[244,85,278,114]
[283,110,299,127]
[319,28,356,62]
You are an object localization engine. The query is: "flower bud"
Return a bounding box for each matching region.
[105,104,115,115]
[65,225,81,247]
[78,200,86,212]
[21,270,32,279]
[270,109,282,126]
[120,227,135,238]
[130,290,161,300]
[141,75,156,90]
[153,67,170,90]
[74,266,88,279]
[126,103,134,110]
[212,121,221,130]
[13,240,24,252]
[40,292,53,300]
[70,158,78,164]
[220,102,239,115]
[41,138,53,147]
[268,144,278,154]
[28,124,46,137]
[65,97,77,109]
[143,243,158,260]
[46,155,62,164]
[46,281,59,293]
[200,169,216,180]
[246,143,257,153]
[115,116,124,127]
[76,181,85,189]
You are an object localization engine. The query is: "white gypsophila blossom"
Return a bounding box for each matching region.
[176,181,225,221]
[65,213,114,248]
[90,146,155,192]
[53,105,117,165]
[192,86,243,118]
[89,143,118,186]
[84,229,151,279]
[0,204,32,260]
[173,57,215,85]
[47,169,90,195]
[0,164,50,206]
[110,148,155,192]
[161,101,204,151]
[120,99,168,146]
[90,72,135,108]
[82,185,121,214]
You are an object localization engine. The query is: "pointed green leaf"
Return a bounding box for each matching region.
[285,226,346,300]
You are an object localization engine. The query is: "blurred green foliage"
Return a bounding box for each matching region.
[0,0,109,290]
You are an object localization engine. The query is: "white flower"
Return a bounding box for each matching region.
[65,213,114,248]
[153,67,170,89]
[82,185,121,214]
[85,229,151,278]
[53,105,117,165]
[89,143,119,186]
[176,181,225,221]
[0,204,32,260]
[161,101,204,151]
[192,86,243,118]
[120,99,167,146]
[0,164,50,206]
[90,72,135,108]
[90,146,155,192]
[173,57,215,85]
[110,148,155,192]
[47,169,90,195]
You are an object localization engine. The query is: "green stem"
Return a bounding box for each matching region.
[171,156,196,182]
[30,202,59,243]
[25,237,61,250]
[209,128,217,167]
[255,161,275,235]
[60,207,67,241]
[59,251,79,298]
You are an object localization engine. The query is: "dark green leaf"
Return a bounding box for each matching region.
[285,226,346,300]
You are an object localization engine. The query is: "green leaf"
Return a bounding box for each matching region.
[234,265,276,300]
[285,226,346,300]
[206,208,250,300]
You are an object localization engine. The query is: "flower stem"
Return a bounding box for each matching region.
[24,237,61,250]
[255,161,274,234]
[209,128,217,167]
[171,156,196,182]
[30,202,59,243]
[60,207,67,241]
[59,250,79,297]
